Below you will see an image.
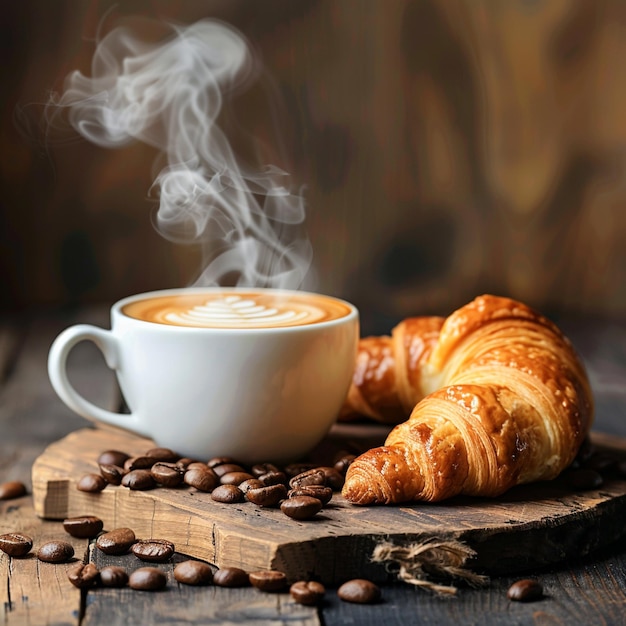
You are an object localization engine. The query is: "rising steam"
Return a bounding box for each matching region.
[47,19,313,289]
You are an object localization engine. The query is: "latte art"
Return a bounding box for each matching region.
[122,291,352,329]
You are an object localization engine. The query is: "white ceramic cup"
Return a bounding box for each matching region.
[48,287,359,463]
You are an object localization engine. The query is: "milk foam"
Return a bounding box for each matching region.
[165,295,309,327]
[122,291,350,328]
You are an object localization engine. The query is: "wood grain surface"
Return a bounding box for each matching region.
[31,426,626,585]
[3,311,626,625]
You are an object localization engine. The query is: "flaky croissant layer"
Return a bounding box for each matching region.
[341,295,593,505]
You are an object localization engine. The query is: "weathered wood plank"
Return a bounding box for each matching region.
[30,426,626,586]
[0,495,86,625]
[83,548,319,626]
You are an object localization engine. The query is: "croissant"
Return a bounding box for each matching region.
[341,294,594,504]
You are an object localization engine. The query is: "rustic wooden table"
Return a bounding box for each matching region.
[1,307,626,625]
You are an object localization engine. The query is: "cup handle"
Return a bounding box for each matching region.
[48,324,149,438]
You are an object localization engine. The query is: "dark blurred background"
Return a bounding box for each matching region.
[2,0,626,336]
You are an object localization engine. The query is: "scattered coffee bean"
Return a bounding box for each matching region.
[0,480,27,500]
[121,469,156,490]
[617,460,626,478]
[96,528,136,555]
[97,450,130,467]
[184,467,220,492]
[246,483,287,507]
[319,467,344,491]
[249,569,287,592]
[567,468,603,490]
[99,463,127,485]
[507,579,544,602]
[67,563,100,589]
[220,471,254,486]
[173,560,214,586]
[63,515,104,539]
[211,484,244,504]
[585,452,618,474]
[289,485,333,506]
[37,540,75,563]
[337,579,381,604]
[284,462,317,478]
[145,447,179,462]
[238,478,264,493]
[289,468,326,490]
[150,462,184,488]
[76,473,107,493]
[129,567,167,591]
[213,567,250,587]
[281,495,323,520]
[290,580,326,605]
[131,539,175,563]
[258,471,288,487]
[251,463,280,477]
[99,565,129,587]
[124,456,157,471]
[0,532,33,557]
[333,453,356,474]
[213,463,246,478]
[207,456,238,469]
[175,457,198,470]
[186,462,211,471]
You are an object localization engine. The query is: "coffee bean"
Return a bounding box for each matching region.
[258,471,288,487]
[97,449,131,467]
[290,580,326,605]
[337,579,381,604]
[131,539,175,563]
[211,484,244,504]
[288,485,333,506]
[67,563,100,589]
[238,478,264,493]
[207,456,239,469]
[173,560,214,586]
[567,468,603,490]
[121,469,156,490]
[96,528,136,555]
[584,452,618,474]
[150,462,184,487]
[319,467,344,491]
[184,467,220,492]
[76,473,107,493]
[281,495,323,520]
[617,460,626,478]
[100,565,129,587]
[246,483,287,507]
[249,569,287,592]
[186,462,211,471]
[129,567,167,591]
[0,480,27,500]
[220,471,254,486]
[213,463,246,478]
[37,540,75,563]
[251,463,280,477]
[507,579,544,602]
[284,462,317,478]
[213,567,250,587]
[175,457,199,470]
[0,532,33,557]
[333,453,356,474]
[145,447,180,462]
[99,463,127,485]
[63,515,104,539]
[289,468,326,490]
[124,456,157,471]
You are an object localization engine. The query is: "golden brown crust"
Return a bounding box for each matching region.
[341,295,594,504]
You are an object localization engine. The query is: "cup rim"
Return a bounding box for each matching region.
[111,286,358,333]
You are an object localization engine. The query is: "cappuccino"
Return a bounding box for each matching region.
[121,291,351,329]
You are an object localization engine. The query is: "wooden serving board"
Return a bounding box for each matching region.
[31,426,626,585]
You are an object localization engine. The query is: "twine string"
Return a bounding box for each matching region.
[371,539,489,595]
